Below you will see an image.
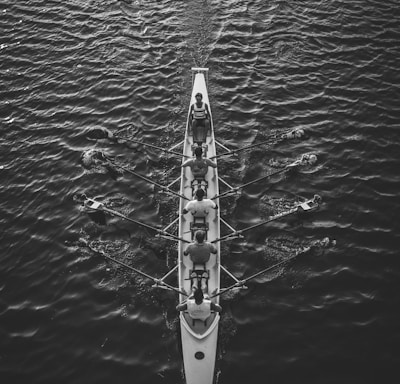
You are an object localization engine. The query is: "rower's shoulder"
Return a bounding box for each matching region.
[183,158,194,165]
[205,158,217,165]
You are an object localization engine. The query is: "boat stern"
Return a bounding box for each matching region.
[180,313,219,384]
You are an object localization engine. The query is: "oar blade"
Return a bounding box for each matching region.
[87,210,107,225]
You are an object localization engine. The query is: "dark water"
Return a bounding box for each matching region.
[1,0,400,383]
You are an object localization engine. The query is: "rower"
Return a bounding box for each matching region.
[176,288,222,321]
[181,147,216,187]
[182,189,218,237]
[184,230,217,266]
[183,188,218,216]
[189,92,210,145]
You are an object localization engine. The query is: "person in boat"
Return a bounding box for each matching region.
[176,287,222,320]
[189,92,210,145]
[181,146,217,181]
[182,188,218,216]
[184,230,217,264]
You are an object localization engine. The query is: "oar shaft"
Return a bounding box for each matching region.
[243,247,311,282]
[212,166,292,200]
[211,246,312,298]
[114,134,187,158]
[211,138,275,159]
[101,206,160,233]
[212,208,296,243]
[91,246,187,296]
[101,206,189,243]
[109,161,189,201]
[210,129,298,160]
[236,166,290,189]
[236,208,296,235]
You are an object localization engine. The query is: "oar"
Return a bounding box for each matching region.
[105,159,190,201]
[210,128,305,160]
[211,195,321,243]
[212,160,300,200]
[210,245,312,298]
[84,198,191,243]
[88,243,188,296]
[113,133,190,158]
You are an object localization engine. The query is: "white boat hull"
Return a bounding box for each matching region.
[178,68,220,384]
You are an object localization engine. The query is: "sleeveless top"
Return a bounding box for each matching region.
[184,199,216,217]
[193,102,207,120]
[187,299,211,320]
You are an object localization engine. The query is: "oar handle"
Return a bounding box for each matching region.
[212,187,240,200]
[155,232,191,244]
[211,232,244,243]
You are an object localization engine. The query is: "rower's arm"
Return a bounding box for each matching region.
[189,105,194,121]
[182,201,193,215]
[208,200,218,210]
[206,159,217,168]
[205,103,210,117]
[211,302,222,313]
[181,159,193,168]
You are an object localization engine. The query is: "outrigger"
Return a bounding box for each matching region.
[81,68,324,384]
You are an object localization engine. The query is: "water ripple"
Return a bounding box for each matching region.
[1,0,400,383]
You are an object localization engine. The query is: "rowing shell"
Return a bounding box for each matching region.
[178,68,220,384]
[81,68,324,384]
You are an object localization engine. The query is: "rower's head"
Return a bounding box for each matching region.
[193,287,204,304]
[195,188,205,201]
[195,230,205,244]
[194,147,203,158]
[195,92,203,101]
